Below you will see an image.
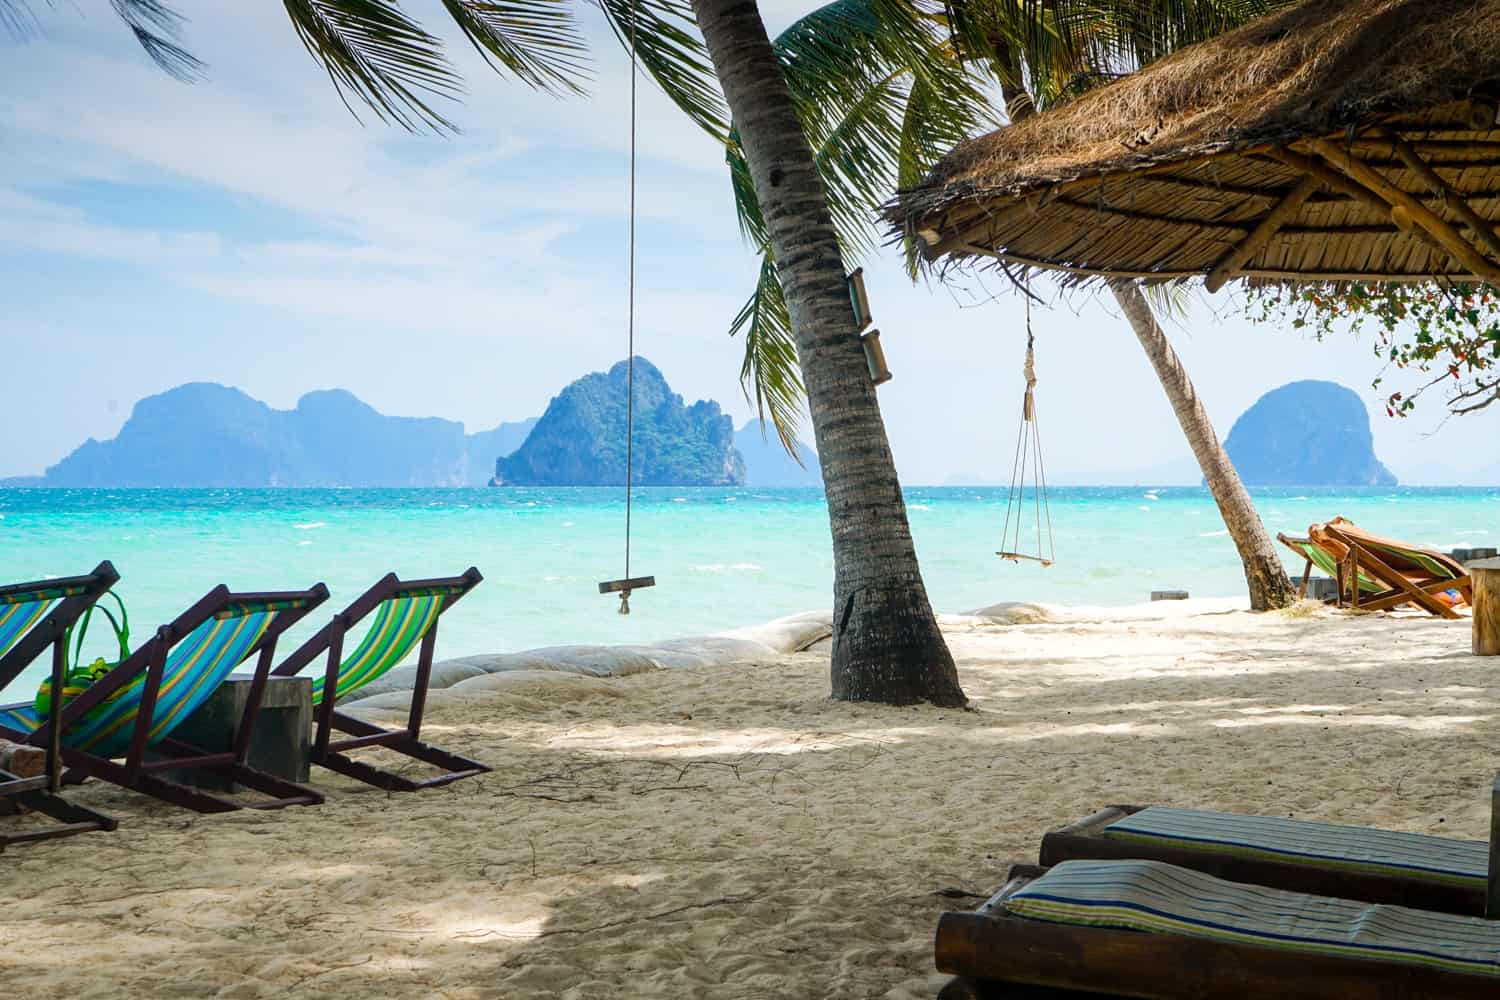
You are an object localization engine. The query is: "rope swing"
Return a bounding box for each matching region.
[997,288,1055,567]
[597,0,655,614]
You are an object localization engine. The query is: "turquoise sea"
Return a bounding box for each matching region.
[2,486,1497,690]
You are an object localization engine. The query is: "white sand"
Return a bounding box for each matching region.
[3,601,1492,998]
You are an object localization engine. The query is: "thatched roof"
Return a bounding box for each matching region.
[891,0,1500,288]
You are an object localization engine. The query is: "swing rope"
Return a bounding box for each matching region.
[623,0,637,590]
[998,286,1055,566]
[596,0,656,615]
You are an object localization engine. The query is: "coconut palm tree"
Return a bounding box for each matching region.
[726,0,1298,611]
[3,0,981,705]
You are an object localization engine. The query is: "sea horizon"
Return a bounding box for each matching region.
[4,484,1497,692]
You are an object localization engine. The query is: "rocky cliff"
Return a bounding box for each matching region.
[495,359,746,486]
[734,421,820,488]
[38,383,528,487]
[1222,380,1397,487]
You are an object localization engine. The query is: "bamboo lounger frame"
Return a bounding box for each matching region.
[0,561,121,847]
[0,583,330,815]
[272,568,489,792]
[934,863,1500,1000]
[1037,800,1498,917]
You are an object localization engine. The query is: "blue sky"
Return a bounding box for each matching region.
[2,1,1497,485]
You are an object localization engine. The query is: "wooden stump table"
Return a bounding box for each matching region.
[1473,557,1500,657]
[159,674,312,791]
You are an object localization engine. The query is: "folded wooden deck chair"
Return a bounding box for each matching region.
[1310,519,1471,619]
[0,583,329,814]
[271,568,488,791]
[936,859,1500,1000]
[1277,532,1383,600]
[1039,792,1497,917]
[0,562,121,846]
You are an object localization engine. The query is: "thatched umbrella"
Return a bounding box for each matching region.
[891,0,1500,291]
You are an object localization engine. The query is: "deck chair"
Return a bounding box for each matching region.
[1039,784,1499,917]
[935,859,1500,1000]
[0,583,329,814]
[1311,519,1470,619]
[271,569,488,791]
[1277,532,1383,600]
[0,562,121,846]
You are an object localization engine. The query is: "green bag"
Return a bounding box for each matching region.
[34,592,130,718]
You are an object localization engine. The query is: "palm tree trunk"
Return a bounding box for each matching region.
[690,0,965,706]
[1111,281,1296,611]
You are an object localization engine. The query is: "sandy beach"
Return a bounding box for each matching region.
[2,599,1490,999]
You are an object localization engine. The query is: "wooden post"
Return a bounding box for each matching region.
[1471,558,1500,656]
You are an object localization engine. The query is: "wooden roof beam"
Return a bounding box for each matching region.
[1377,128,1500,260]
[1303,137,1500,285]
[1204,174,1321,293]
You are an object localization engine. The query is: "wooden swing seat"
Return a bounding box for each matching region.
[997,552,1053,567]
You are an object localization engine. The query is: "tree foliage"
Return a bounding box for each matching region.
[1245,282,1500,417]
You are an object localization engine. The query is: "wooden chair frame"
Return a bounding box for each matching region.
[1322,523,1470,619]
[1038,802,1494,917]
[272,568,488,792]
[935,864,1500,1000]
[0,583,329,815]
[0,561,121,847]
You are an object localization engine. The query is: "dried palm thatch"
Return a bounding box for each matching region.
[890,0,1500,289]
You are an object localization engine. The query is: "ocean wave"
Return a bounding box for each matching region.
[694,562,763,573]
[909,504,932,511]
[673,497,688,503]
[294,521,326,530]
[298,540,314,546]
[1198,529,1228,538]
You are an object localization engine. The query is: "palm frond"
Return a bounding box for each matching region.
[729,255,807,459]
[1052,0,1295,80]
[440,0,590,95]
[773,0,994,255]
[282,0,462,133]
[0,1,204,78]
[110,0,202,80]
[592,0,728,141]
[0,0,35,36]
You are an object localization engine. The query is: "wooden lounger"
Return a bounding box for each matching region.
[272,569,489,792]
[1310,520,1470,618]
[1037,795,1496,916]
[935,859,1500,1000]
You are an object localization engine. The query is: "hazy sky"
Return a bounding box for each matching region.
[3,2,1497,484]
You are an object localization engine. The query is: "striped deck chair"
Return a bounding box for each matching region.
[272,569,487,791]
[1039,793,1498,917]
[0,583,329,814]
[1312,519,1471,619]
[0,562,120,846]
[936,860,1500,1000]
[1278,532,1382,600]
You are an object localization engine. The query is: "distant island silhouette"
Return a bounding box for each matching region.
[5,360,818,488]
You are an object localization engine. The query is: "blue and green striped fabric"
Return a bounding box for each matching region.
[1102,806,1487,889]
[310,592,445,706]
[0,583,87,660]
[0,605,279,758]
[0,597,56,661]
[1007,859,1500,978]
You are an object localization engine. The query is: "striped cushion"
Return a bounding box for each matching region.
[1007,859,1500,978]
[1103,806,1486,889]
[0,607,277,757]
[311,592,444,706]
